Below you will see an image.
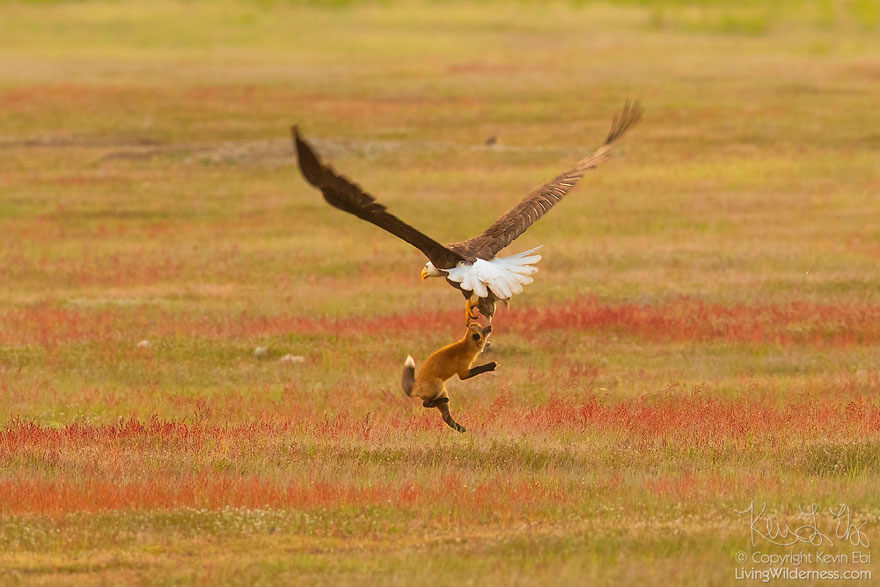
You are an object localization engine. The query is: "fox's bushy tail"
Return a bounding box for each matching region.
[402,356,416,396]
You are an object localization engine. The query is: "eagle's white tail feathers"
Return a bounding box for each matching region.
[405,355,415,368]
[445,246,542,300]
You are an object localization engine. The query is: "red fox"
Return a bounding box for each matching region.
[401,323,497,432]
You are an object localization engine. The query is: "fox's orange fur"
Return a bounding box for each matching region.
[402,323,496,432]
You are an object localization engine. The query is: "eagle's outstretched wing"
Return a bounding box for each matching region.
[292,127,466,269]
[448,100,643,260]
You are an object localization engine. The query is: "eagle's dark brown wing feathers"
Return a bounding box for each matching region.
[448,100,643,260]
[292,127,466,269]
[604,99,643,144]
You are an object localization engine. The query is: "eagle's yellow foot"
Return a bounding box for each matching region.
[465,298,480,324]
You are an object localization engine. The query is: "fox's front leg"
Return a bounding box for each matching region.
[458,362,497,380]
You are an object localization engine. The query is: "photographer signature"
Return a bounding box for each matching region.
[735,502,870,548]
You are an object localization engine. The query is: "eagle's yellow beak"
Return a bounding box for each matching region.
[420,268,429,280]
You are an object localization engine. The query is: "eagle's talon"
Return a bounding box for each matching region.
[465,299,481,323]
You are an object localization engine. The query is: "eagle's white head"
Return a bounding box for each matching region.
[421,261,444,280]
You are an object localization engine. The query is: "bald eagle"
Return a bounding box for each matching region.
[292,100,642,323]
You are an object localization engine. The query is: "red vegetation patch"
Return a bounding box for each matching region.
[517,298,880,345]
[2,396,875,451]
[504,394,880,443]
[0,396,878,514]
[0,419,577,515]
[2,297,879,347]
[0,304,136,347]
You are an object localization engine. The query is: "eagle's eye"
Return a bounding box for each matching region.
[471,333,481,342]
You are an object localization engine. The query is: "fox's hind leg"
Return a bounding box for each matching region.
[436,399,466,433]
[422,396,465,433]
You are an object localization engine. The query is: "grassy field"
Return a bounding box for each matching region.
[1,1,879,584]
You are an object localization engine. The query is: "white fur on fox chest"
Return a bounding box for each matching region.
[444,246,542,299]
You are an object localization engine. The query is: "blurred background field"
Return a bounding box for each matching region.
[1,0,879,584]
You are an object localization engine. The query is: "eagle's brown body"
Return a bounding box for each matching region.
[292,100,643,323]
